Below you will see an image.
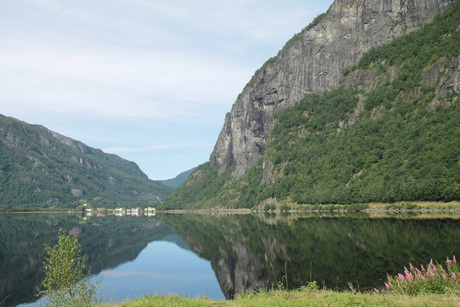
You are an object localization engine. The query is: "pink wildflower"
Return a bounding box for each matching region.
[447,257,452,264]
[374,288,380,293]
[385,282,391,289]
[405,271,413,279]
[409,263,414,270]
[454,255,457,263]
[429,259,434,266]
[398,273,405,280]
[452,272,457,280]
[418,274,426,281]
[421,264,426,271]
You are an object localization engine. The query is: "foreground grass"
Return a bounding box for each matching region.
[105,288,460,307]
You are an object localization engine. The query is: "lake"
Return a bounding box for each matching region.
[1,212,460,306]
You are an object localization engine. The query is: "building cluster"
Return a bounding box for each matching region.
[82,205,156,217]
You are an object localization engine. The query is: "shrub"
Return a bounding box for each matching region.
[380,256,460,295]
[38,228,101,306]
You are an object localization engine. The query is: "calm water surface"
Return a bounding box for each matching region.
[1,212,460,306]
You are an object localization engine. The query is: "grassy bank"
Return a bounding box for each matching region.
[106,256,460,306]
[104,288,460,307]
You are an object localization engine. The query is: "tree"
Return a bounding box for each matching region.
[38,228,101,306]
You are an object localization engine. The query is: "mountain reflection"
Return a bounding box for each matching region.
[158,213,460,299]
[2,213,460,305]
[0,214,174,307]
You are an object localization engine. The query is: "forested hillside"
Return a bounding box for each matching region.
[0,115,174,209]
[159,168,194,188]
[160,0,460,209]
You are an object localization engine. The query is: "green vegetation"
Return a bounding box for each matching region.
[254,0,460,206]
[103,290,460,307]
[0,114,174,209]
[159,168,194,188]
[383,257,460,296]
[164,1,460,209]
[158,162,237,210]
[38,228,101,306]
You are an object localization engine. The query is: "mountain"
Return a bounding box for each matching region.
[159,168,195,189]
[160,0,459,209]
[0,114,174,209]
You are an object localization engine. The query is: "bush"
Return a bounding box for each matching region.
[380,256,460,295]
[38,228,101,306]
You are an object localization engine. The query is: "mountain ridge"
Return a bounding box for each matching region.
[0,114,174,209]
[159,168,195,189]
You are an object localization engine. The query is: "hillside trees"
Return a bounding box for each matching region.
[160,0,460,209]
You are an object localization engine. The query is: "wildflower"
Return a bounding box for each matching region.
[452,272,457,280]
[418,274,426,281]
[409,263,414,270]
[397,273,405,280]
[454,255,457,263]
[385,282,391,289]
[374,288,380,293]
[421,264,426,271]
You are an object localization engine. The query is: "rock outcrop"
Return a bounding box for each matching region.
[210,0,454,179]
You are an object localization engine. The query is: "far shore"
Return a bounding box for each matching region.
[3,201,460,217]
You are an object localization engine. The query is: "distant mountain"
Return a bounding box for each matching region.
[160,0,460,209]
[159,168,194,188]
[0,114,174,210]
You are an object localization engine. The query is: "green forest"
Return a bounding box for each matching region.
[161,0,460,209]
[0,115,174,210]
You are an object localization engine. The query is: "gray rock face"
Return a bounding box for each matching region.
[211,243,269,299]
[210,0,453,179]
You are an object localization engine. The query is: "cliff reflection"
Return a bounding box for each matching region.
[158,213,460,299]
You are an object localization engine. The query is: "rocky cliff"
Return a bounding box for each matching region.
[210,0,454,179]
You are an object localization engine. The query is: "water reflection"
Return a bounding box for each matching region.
[2,213,460,305]
[0,214,174,306]
[158,213,460,299]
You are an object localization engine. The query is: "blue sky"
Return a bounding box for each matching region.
[0,0,334,180]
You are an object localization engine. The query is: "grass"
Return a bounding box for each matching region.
[104,257,460,306]
[103,289,460,307]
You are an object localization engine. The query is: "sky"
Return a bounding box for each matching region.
[0,0,334,180]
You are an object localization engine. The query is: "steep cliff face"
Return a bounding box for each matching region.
[210,0,453,179]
